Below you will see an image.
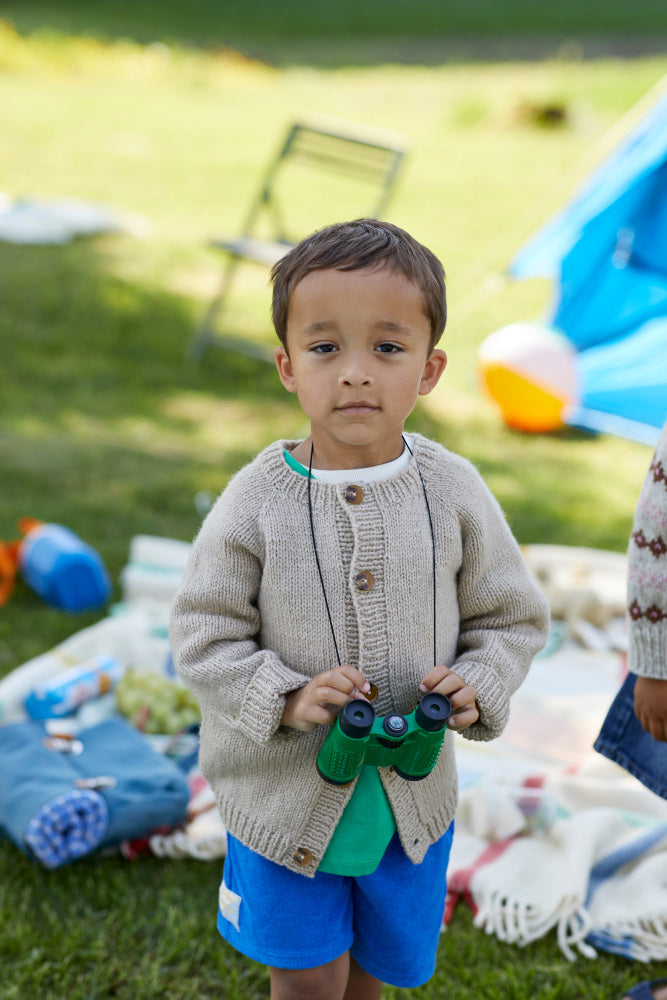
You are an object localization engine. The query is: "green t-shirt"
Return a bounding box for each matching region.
[283,447,398,875]
[318,764,395,875]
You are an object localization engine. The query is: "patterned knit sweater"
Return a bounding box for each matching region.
[627,420,667,679]
[169,435,549,877]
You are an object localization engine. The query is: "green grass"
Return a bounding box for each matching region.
[0,840,662,1000]
[0,8,666,997]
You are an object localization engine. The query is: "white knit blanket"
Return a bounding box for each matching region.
[448,636,667,961]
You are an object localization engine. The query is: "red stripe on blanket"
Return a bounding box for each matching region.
[444,837,517,924]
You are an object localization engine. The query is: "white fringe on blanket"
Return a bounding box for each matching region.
[148,813,227,861]
[146,772,227,861]
[448,807,667,961]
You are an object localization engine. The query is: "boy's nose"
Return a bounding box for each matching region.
[339,354,372,386]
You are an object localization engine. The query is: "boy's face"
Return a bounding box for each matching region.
[275,266,447,469]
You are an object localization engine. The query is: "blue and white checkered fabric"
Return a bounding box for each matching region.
[24,790,109,869]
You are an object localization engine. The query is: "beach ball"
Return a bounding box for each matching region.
[478,323,578,433]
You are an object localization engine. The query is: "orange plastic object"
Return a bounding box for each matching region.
[18,517,43,536]
[480,364,569,433]
[0,519,44,607]
[0,539,20,608]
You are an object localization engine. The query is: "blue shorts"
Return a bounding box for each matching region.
[216,825,454,988]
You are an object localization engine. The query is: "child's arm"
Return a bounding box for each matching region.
[170,484,323,745]
[626,421,667,742]
[634,677,667,742]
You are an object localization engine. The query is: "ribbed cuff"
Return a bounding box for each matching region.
[452,661,510,742]
[628,624,667,679]
[239,655,311,743]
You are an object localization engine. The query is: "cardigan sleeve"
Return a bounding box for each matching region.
[627,420,667,680]
[169,480,312,745]
[445,465,550,741]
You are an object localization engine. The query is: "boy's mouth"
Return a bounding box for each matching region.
[336,402,379,416]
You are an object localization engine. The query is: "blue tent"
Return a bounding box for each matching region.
[511,85,667,445]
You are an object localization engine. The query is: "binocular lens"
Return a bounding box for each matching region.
[339,698,375,737]
[415,692,451,732]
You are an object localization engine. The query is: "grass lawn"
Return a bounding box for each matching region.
[0,6,666,997]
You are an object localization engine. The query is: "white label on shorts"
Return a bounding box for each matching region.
[218,879,242,932]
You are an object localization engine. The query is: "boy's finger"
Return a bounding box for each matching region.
[438,695,477,724]
[420,665,473,697]
[294,705,338,730]
[447,704,480,729]
[334,665,371,695]
[316,685,360,708]
[312,705,338,726]
[419,664,452,692]
[320,672,356,697]
[447,684,478,710]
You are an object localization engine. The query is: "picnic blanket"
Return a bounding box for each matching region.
[1,536,666,959]
[448,632,667,961]
[447,767,667,961]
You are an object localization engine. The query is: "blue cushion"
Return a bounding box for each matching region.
[0,717,190,867]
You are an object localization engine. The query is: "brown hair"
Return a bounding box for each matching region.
[270,218,446,352]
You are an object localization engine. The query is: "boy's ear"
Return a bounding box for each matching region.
[418,349,447,396]
[275,345,297,393]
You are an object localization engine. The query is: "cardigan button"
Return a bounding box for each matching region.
[293,847,314,866]
[343,485,364,505]
[355,571,375,592]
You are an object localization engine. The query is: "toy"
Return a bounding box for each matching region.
[317,692,451,786]
[478,323,578,433]
[0,518,111,612]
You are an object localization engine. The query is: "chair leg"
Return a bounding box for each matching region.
[188,256,240,362]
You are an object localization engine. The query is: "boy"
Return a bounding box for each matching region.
[169,219,549,999]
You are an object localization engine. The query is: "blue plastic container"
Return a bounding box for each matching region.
[25,655,125,719]
[19,523,112,612]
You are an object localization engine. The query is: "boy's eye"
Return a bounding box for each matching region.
[311,343,337,354]
[377,343,402,354]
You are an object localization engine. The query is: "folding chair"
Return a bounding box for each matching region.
[189,117,408,362]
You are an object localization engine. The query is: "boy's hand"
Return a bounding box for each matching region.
[634,676,667,742]
[420,665,479,730]
[282,666,371,732]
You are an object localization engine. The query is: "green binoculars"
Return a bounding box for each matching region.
[317,692,451,786]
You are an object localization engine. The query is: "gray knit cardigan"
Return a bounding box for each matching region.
[169,435,550,877]
[627,419,667,679]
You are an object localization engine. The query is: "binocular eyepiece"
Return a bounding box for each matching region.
[317,692,451,786]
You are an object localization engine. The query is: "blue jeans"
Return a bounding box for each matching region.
[594,672,667,800]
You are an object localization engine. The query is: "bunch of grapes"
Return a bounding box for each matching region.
[115,668,200,734]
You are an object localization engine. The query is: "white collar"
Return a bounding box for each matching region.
[309,435,414,484]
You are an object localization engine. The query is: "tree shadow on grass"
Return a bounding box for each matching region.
[0,237,293,549]
[1,0,666,68]
[1,240,286,426]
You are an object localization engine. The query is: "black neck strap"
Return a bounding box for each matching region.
[307,436,437,669]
